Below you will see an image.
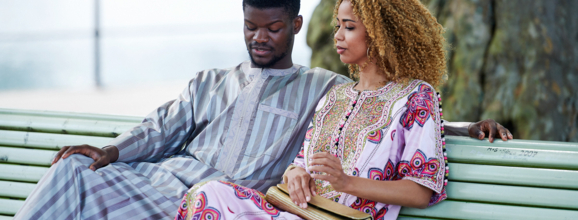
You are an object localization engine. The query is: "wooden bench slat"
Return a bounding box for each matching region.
[447,182,578,210]
[447,144,578,169]
[0,181,36,199]
[0,130,113,150]
[400,200,578,220]
[0,164,48,183]
[449,163,578,190]
[0,146,57,166]
[446,136,578,152]
[0,108,142,123]
[0,115,138,137]
[0,198,23,215]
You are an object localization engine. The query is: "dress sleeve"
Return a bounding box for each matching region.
[108,77,198,163]
[397,84,447,206]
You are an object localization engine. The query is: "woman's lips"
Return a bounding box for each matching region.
[336,46,346,54]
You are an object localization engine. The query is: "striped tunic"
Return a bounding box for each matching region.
[14,61,351,220]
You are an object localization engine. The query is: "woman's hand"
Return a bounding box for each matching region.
[285,166,316,209]
[308,152,352,193]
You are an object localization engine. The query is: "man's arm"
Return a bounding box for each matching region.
[445,119,513,143]
[51,75,202,169]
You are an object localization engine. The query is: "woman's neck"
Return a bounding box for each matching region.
[354,62,388,91]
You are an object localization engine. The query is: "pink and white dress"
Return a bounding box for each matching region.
[175,80,448,220]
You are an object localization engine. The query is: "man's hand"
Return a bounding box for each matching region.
[285,166,316,209]
[51,145,119,171]
[468,119,513,143]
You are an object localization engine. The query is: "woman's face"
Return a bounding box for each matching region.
[334,0,369,66]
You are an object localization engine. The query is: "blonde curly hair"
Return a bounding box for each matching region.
[334,0,447,87]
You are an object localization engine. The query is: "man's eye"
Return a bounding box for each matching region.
[246,25,256,31]
[269,29,280,33]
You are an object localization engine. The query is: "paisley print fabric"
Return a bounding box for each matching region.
[291,80,446,219]
[175,181,298,220]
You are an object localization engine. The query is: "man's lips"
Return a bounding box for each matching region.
[252,47,272,56]
[336,46,346,54]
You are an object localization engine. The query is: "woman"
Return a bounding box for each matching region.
[176,0,447,219]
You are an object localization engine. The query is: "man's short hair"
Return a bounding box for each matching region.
[242,0,300,18]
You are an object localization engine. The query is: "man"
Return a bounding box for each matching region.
[14,0,511,219]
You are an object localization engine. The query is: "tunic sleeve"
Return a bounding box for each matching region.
[108,77,198,163]
[397,84,447,206]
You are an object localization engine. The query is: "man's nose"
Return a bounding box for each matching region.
[254,29,269,43]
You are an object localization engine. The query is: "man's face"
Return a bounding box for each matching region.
[243,6,302,69]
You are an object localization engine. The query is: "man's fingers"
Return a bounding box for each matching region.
[478,130,485,139]
[485,122,496,143]
[89,157,108,171]
[61,146,84,159]
[498,126,509,141]
[507,131,514,139]
[52,146,70,165]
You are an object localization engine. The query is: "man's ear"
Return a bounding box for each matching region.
[293,15,303,34]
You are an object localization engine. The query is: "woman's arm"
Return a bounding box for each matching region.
[309,152,432,209]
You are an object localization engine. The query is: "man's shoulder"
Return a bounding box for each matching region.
[300,67,353,83]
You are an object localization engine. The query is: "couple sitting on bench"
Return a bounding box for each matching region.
[14,0,512,219]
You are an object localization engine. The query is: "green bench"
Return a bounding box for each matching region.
[1,108,577,219]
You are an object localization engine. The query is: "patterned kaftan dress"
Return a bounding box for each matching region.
[175,80,448,220]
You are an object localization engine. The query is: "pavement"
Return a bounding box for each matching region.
[0,80,189,117]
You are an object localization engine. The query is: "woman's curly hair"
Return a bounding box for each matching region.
[334,0,447,87]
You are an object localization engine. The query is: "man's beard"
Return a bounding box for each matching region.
[247,38,292,68]
[249,51,288,68]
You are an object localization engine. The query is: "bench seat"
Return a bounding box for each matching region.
[1,108,577,219]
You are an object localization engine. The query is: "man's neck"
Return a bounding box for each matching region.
[250,62,294,69]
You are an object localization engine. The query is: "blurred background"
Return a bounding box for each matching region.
[0,0,319,116]
[0,0,576,141]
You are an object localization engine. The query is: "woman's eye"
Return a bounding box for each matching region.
[345,26,354,30]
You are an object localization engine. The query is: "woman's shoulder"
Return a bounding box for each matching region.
[389,79,438,100]
[329,81,357,93]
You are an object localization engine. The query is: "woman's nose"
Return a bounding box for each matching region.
[334,27,343,41]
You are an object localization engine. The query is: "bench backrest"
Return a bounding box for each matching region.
[1,108,577,220]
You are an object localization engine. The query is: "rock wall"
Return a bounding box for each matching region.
[306,0,578,141]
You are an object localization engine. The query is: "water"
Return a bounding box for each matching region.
[0,0,320,91]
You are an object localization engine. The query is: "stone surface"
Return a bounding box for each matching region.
[307,0,578,141]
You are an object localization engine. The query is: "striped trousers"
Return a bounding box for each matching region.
[14,155,189,220]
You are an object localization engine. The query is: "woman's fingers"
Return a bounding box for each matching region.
[310,153,342,169]
[300,177,310,208]
[309,177,316,197]
[288,177,308,208]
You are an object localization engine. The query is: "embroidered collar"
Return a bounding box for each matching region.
[345,81,395,98]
